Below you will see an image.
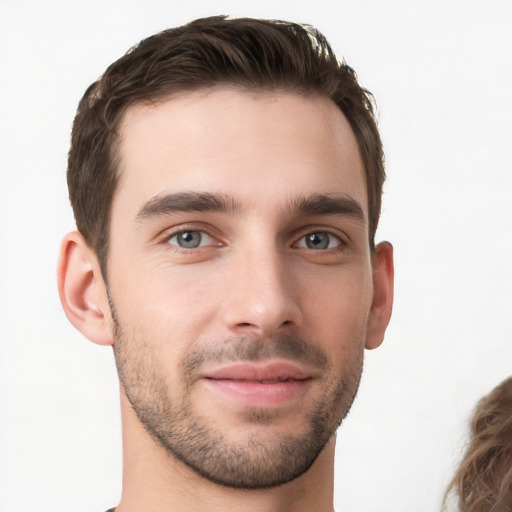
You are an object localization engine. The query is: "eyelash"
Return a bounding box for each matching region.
[293,230,344,251]
[160,225,220,252]
[160,226,346,253]
[166,230,217,250]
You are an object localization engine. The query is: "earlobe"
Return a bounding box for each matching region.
[57,231,113,346]
[365,241,394,350]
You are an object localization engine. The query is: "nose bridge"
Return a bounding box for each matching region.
[222,236,302,336]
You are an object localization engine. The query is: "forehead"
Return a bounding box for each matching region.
[114,88,367,219]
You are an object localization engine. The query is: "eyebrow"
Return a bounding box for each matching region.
[136,191,365,224]
[136,191,244,221]
[286,193,366,223]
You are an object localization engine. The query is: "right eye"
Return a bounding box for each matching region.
[167,230,215,249]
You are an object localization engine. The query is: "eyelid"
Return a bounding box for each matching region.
[167,230,215,248]
[295,232,342,250]
[158,223,223,248]
[292,226,347,248]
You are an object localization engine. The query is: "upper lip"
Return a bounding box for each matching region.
[201,362,312,382]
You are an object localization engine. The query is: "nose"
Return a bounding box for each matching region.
[220,245,303,338]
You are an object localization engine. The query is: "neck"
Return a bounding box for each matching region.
[116,392,336,512]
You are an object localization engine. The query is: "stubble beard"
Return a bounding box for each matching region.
[111,304,364,490]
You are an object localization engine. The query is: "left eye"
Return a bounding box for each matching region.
[296,232,341,250]
[167,230,214,249]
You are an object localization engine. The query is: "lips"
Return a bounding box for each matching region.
[202,362,311,382]
[200,362,313,407]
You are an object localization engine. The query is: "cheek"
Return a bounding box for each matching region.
[109,260,220,351]
[303,267,373,349]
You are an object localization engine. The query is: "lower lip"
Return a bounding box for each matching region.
[202,378,311,407]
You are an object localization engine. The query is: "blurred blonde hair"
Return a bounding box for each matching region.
[443,377,512,512]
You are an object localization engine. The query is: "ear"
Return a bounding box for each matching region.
[365,241,394,350]
[57,231,113,346]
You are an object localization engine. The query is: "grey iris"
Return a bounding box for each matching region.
[306,233,329,250]
[177,231,202,248]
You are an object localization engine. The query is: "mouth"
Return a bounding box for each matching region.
[200,362,313,407]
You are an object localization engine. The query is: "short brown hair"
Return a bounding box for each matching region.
[443,377,512,512]
[67,15,385,275]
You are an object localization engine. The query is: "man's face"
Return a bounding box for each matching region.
[107,88,376,488]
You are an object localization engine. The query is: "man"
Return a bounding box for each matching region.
[57,16,394,512]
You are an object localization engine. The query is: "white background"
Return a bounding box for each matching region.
[0,1,511,511]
